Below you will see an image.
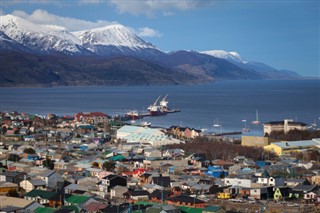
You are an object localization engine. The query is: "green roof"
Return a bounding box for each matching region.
[179,206,203,213]
[133,201,203,213]
[65,194,90,205]
[204,205,222,212]
[35,207,56,213]
[25,189,57,200]
[133,201,158,206]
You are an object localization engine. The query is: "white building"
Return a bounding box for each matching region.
[117,125,181,147]
[263,119,307,135]
[223,177,252,188]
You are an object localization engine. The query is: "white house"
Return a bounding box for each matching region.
[257,176,284,186]
[224,177,252,188]
[20,179,46,192]
[110,185,128,199]
[144,148,162,158]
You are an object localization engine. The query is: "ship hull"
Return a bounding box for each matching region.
[149,110,167,116]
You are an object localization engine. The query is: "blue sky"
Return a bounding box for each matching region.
[1,0,319,77]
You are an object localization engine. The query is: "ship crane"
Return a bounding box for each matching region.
[160,94,169,108]
[153,95,161,106]
[148,95,161,111]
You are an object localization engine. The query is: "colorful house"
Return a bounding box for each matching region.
[205,166,228,178]
[273,186,291,201]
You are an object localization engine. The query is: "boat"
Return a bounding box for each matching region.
[125,110,140,120]
[213,118,221,127]
[140,121,151,127]
[148,95,180,116]
[242,119,250,132]
[251,110,260,125]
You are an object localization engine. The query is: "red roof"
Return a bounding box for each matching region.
[122,171,134,176]
[133,168,145,175]
[85,202,107,212]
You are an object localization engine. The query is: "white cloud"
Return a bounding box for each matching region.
[7,9,163,38]
[109,0,215,16]
[11,9,116,31]
[78,0,104,5]
[136,27,162,37]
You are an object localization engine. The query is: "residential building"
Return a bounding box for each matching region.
[24,189,61,207]
[0,196,44,212]
[20,179,46,192]
[110,185,128,199]
[0,181,19,194]
[98,174,127,193]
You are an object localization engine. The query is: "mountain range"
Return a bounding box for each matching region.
[0,14,301,87]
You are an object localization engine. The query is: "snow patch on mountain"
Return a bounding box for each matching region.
[0,14,82,54]
[201,50,246,63]
[74,24,156,50]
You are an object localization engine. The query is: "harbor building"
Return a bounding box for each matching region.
[263,119,307,135]
[74,112,108,124]
[264,138,320,155]
[241,136,277,147]
[117,125,181,147]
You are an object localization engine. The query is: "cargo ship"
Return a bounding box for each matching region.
[147,95,180,116]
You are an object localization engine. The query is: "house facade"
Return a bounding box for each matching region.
[263,119,307,135]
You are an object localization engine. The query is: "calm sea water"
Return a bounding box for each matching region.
[1,80,319,136]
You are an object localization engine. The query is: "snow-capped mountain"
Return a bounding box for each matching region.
[0,15,88,55]
[74,24,155,49]
[201,49,300,79]
[73,24,162,57]
[0,14,162,57]
[201,50,245,63]
[0,31,30,52]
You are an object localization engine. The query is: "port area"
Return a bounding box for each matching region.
[136,109,181,118]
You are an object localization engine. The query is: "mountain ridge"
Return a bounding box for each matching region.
[0,14,302,87]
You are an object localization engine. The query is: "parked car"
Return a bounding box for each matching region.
[287,203,299,207]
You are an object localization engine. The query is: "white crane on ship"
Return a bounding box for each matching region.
[160,94,169,108]
[148,95,162,111]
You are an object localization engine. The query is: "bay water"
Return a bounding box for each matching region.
[1,80,319,136]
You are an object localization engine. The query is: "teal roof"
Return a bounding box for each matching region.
[118,125,144,133]
[123,131,168,142]
[25,189,57,200]
[204,205,223,212]
[108,155,127,161]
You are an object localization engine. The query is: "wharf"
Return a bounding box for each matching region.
[139,109,180,118]
[139,112,151,118]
